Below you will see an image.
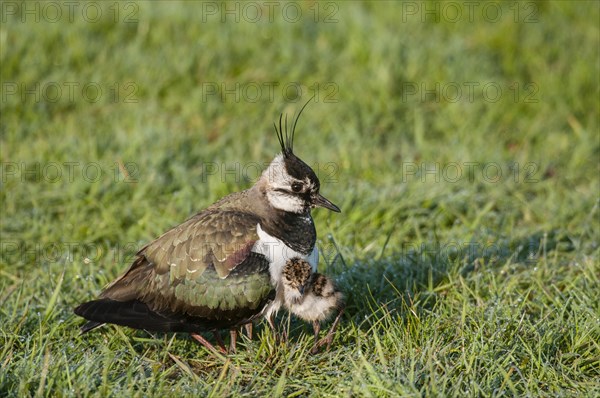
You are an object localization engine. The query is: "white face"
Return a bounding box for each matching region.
[262,154,315,213]
[266,191,305,213]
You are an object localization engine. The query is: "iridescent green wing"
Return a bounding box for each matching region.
[143,210,261,279]
[101,210,273,325]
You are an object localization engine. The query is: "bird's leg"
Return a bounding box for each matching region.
[190,332,226,355]
[282,312,292,343]
[310,320,321,354]
[229,329,237,354]
[265,314,280,343]
[313,320,321,341]
[313,306,345,354]
[244,323,253,340]
[266,314,276,331]
[212,331,227,353]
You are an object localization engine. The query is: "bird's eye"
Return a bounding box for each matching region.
[291,182,303,192]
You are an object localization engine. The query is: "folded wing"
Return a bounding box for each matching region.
[75,211,274,332]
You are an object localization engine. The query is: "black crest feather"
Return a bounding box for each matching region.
[274,96,314,157]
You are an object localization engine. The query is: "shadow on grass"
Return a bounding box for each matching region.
[326,229,576,328]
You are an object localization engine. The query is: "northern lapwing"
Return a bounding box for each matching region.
[281,257,345,354]
[74,100,340,353]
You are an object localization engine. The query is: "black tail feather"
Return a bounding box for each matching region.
[74,299,201,333]
[80,320,104,334]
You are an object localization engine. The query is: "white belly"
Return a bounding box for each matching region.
[252,223,318,318]
[252,223,318,285]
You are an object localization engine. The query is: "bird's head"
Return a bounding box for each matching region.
[282,257,312,304]
[260,100,340,215]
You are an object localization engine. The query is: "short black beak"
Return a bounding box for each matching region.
[298,285,305,295]
[312,193,341,213]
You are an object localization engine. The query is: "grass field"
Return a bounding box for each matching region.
[1,1,599,396]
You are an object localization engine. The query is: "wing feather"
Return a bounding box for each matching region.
[80,209,274,330]
[139,210,261,280]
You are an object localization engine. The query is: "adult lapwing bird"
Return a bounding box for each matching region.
[281,257,345,354]
[74,101,340,353]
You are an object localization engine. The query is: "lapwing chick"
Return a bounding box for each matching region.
[281,257,345,354]
[74,100,340,354]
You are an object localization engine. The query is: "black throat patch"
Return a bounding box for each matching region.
[261,210,316,255]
